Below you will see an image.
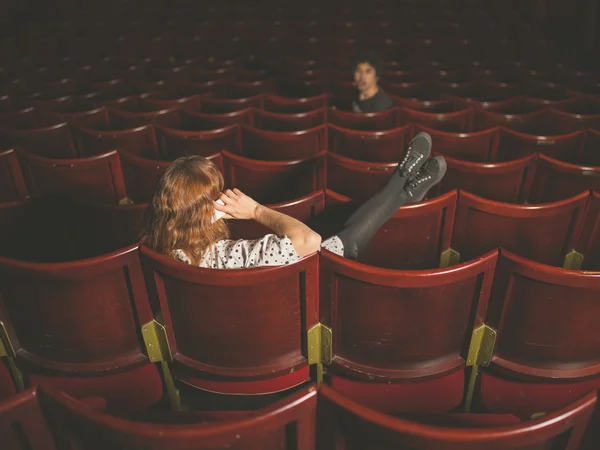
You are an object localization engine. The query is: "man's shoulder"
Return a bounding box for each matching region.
[376,89,394,108]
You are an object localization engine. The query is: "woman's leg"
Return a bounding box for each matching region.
[333,154,447,259]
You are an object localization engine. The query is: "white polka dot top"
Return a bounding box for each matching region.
[173,235,344,269]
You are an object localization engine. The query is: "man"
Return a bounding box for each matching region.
[351,50,395,113]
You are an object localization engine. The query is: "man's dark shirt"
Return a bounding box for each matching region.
[352,89,394,113]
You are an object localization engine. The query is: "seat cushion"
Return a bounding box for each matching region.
[329,369,465,414]
[29,363,163,413]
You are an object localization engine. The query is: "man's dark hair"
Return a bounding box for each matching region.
[351,50,383,77]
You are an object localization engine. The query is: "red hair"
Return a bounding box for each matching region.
[142,156,229,264]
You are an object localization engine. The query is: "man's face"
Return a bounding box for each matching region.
[354,62,378,93]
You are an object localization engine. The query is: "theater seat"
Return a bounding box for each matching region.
[0,148,28,202]
[327,124,413,162]
[0,245,163,412]
[320,249,498,414]
[478,251,600,419]
[319,384,596,450]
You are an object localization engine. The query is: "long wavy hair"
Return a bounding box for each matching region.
[142,156,229,264]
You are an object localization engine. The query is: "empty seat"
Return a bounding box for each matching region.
[138,93,203,110]
[181,108,254,130]
[328,123,413,162]
[479,250,600,418]
[0,388,57,450]
[155,124,240,159]
[580,128,600,166]
[253,108,326,131]
[415,124,500,162]
[0,123,77,158]
[319,384,596,450]
[200,95,263,113]
[575,191,600,270]
[400,107,473,132]
[549,108,600,134]
[431,155,536,203]
[140,246,319,396]
[0,148,28,202]
[528,154,600,203]
[108,106,182,129]
[326,189,458,269]
[326,152,397,200]
[0,245,163,412]
[119,151,222,204]
[40,106,110,128]
[18,149,128,204]
[327,107,399,131]
[496,128,585,163]
[228,191,325,240]
[319,249,497,412]
[451,191,589,266]
[41,384,317,450]
[223,151,325,204]
[263,93,328,113]
[473,108,549,134]
[240,125,326,160]
[72,124,160,158]
[0,107,40,129]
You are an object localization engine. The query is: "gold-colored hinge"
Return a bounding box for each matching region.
[466,324,497,368]
[440,248,460,268]
[307,323,332,366]
[0,321,16,358]
[563,250,584,270]
[118,197,135,206]
[141,320,173,363]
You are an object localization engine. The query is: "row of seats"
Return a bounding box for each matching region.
[4,138,600,207]
[0,384,595,450]
[2,111,600,167]
[1,245,600,421]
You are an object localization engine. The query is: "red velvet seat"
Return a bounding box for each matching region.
[0,148,28,202]
[528,154,600,203]
[252,108,326,131]
[326,152,397,200]
[414,124,500,162]
[451,191,588,265]
[327,107,400,131]
[430,154,536,203]
[496,128,586,163]
[228,191,325,240]
[400,106,474,132]
[240,124,326,160]
[319,249,497,413]
[549,107,600,134]
[327,124,413,162]
[200,95,263,113]
[72,124,160,158]
[181,108,254,129]
[41,384,317,450]
[140,246,319,397]
[223,150,325,204]
[18,149,128,204]
[0,388,56,450]
[39,106,110,129]
[108,106,182,129]
[319,384,596,450]
[479,250,600,418]
[0,245,163,412]
[326,189,457,269]
[0,123,77,158]
[263,93,328,113]
[119,151,222,203]
[155,124,240,159]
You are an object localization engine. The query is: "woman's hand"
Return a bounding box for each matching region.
[214,188,260,220]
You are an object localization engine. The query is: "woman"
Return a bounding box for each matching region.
[142,132,446,268]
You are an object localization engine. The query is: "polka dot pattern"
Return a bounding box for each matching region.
[173,234,345,269]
